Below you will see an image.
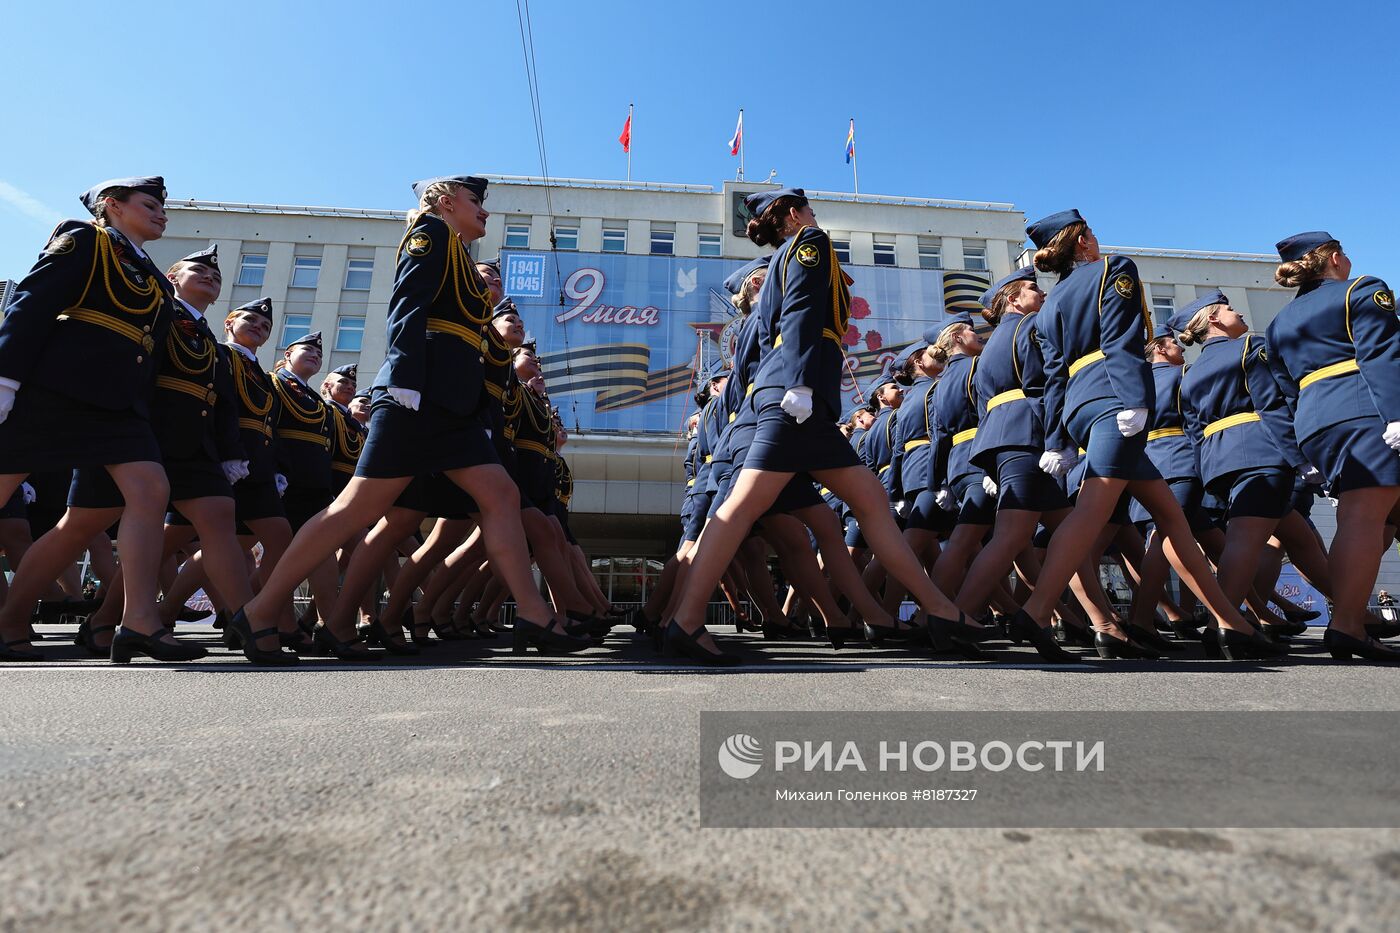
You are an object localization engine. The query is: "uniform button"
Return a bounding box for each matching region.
[201,411,208,417]
[264,440,270,446]
[206,383,214,389]
[143,325,152,333]
[479,356,485,364]
[136,355,144,363]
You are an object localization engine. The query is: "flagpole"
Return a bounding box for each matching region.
[850,116,859,196]
[738,108,745,181]
[626,103,633,182]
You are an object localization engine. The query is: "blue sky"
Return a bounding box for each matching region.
[2,0,1395,277]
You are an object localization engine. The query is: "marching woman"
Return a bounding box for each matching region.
[1016,210,1274,661]
[1265,232,1400,662]
[1120,322,1200,649]
[924,312,996,604]
[663,188,968,663]
[1173,289,1333,644]
[0,177,186,662]
[67,246,296,664]
[236,176,584,655]
[957,267,1090,641]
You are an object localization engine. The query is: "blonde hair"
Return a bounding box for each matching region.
[930,323,969,364]
[730,270,765,314]
[1174,307,1219,347]
[1275,240,1342,289]
[405,180,466,229]
[1144,335,1173,360]
[1033,221,1088,279]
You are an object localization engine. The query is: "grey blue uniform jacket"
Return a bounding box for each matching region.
[1265,275,1400,444]
[1179,335,1303,486]
[1037,255,1155,449]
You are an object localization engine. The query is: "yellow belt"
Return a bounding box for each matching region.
[1068,350,1105,377]
[1202,411,1260,439]
[281,428,330,449]
[1146,427,1185,441]
[903,438,930,452]
[156,375,216,405]
[819,486,831,496]
[686,478,695,487]
[238,417,272,437]
[773,328,844,348]
[985,389,1026,411]
[57,308,156,352]
[746,383,755,396]
[704,454,713,463]
[515,439,552,457]
[952,427,978,446]
[878,464,891,474]
[331,462,356,474]
[1299,358,1359,391]
[426,318,483,349]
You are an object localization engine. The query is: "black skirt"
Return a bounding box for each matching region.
[0,384,160,474]
[743,388,860,474]
[356,391,498,479]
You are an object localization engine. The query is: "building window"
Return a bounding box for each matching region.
[280,313,312,348]
[1152,287,1176,321]
[236,254,267,287]
[833,239,851,264]
[343,259,373,291]
[698,227,722,257]
[873,240,896,267]
[602,227,627,253]
[334,315,365,352]
[962,241,987,271]
[918,238,942,270]
[650,226,674,256]
[290,256,321,289]
[504,219,531,249]
[554,226,579,251]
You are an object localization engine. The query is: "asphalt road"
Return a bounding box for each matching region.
[2,622,1398,931]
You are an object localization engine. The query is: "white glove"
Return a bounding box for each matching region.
[1298,465,1324,485]
[1116,407,1149,437]
[275,473,288,497]
[1384,421,1400,451]
[0,383,15,425]
[780,386,814,424]
[893,499,910,518]
[982,475,998,497]
[221,460,250,484]
[20,482,35,504]
[1039,448,1075,479]
[387,387,421,411]
[935,487,954,511]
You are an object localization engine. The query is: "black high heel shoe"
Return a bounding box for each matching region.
[1364,619,1400,640]
[1283,607,1321,624]
[75,618,116,657]
[662,621,741,666]
[1053,620,1096,647]
[512,617,592,655]
[110,626,207,664]
[567,611,614,638]
[1215,626,1288,661]
[1122,622,1181,654]
[734,613,761,634]
[312,623,374,661]
[930,611,998,643]
[1324,628,1400,662]
[862,617,923,645]
[1261,618,1308,640]
[362,618,419,656]
[1171,618,1205,643]
[1009,610,1080,664]
[1094,630,1160,660]
[430,618,471,641]
[761,618,808,641]
[225,610,299,666]
[825,622,861,650]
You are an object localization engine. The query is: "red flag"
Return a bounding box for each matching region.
[618,113,632,153]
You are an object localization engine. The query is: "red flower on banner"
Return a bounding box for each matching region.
[842,324,860,347]
[864,330,883,351]
[850,296,871,320]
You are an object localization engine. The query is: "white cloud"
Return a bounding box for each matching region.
[0,181,61,227]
